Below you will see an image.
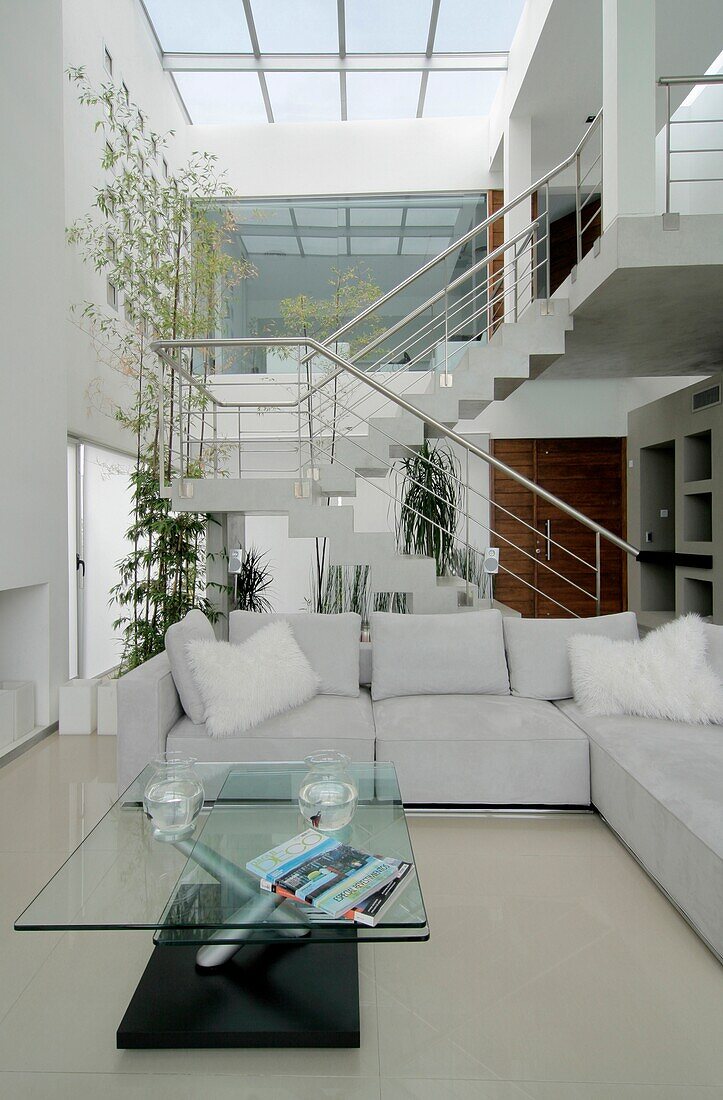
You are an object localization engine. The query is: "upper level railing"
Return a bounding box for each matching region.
[658,74,723,215]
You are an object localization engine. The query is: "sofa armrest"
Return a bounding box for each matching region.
[116,651,183,793]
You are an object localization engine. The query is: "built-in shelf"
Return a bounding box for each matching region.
[684,429,712,483]
[684,491,713,543]
[682,576,714,618]
[640,560,676,614]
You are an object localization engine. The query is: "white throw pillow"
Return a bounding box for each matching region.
[186,621,320,737]
[568,614,723,725]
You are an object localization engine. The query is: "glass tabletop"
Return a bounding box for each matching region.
[15,761,429,945]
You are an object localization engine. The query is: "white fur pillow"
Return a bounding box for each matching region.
[568,614,723,725]
[186,621,320,737]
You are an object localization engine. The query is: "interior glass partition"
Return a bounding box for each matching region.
[203,191,488,375]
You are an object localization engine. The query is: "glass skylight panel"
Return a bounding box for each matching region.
[265,73,340,124]
[434,0,526,52]
[143,0,252,52]
[345,0,433,53]
[251,0,338,53]
[241,235,300,255]
[349,208,404,226]
[406,207,461,226]
[401,235,452,255]
[346,73,421,121]
[423,71,504,118]
[350,237,399,255]
[174,73,267,124]
[300,237,341,255]
[233,207,293,227]
[294,207,340,227]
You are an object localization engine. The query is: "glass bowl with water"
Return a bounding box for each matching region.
[298,750,358,832]
[143,753,204,840]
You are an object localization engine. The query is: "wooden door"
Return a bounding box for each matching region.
[490,438,627,617]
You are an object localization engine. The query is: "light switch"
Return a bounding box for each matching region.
[660,509,669,518]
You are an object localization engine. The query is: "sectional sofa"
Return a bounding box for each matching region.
[117,608,723,961]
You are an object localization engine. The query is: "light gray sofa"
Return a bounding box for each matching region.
[116,607,723,961]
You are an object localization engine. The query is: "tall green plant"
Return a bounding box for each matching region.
[66,67,254,671]
[230,547,274,613]
[395,441,461,577]
[308,563,371,619]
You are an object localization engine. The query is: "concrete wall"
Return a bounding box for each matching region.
[627,373,722,625]
[0,0,69,723]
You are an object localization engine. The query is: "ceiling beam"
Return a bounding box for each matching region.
[162,52,508,74]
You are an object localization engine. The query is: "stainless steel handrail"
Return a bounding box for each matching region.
[153,336,639,560]
[298,109,603,368]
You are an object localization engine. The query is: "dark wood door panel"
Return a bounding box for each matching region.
[491,438,627,618]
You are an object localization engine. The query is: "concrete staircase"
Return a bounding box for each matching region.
[169,299,574,613]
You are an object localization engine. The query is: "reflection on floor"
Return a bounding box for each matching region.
[0,733,721,1099]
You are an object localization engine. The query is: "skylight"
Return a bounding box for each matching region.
[141,0,524,124]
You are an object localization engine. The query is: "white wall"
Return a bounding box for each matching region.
[193,116,498,198]
[62,0,188,453]
[1,0,69,723]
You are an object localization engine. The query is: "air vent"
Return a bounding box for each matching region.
[692,384,721,413]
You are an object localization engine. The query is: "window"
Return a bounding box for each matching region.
[121,80,130,104]
[162,157,169,179]
[103,45,113,76]
[106,279,118,310]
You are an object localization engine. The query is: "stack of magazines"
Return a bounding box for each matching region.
[246,828,414,927]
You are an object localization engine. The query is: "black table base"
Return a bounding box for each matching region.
[117,940,360,1049]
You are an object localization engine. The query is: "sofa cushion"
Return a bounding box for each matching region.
[164,609,215,724]
[186,622,320,737]
[229,612,360,697]
[374,694,589,805]
[370,610,509,701]
[166,689,376,763]
[503,612,639,700]
[557,699,723,958]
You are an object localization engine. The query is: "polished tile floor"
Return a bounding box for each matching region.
[0,733,721,1099]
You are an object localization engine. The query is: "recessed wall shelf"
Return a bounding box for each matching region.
[683,429,712,483]
[682,577,713,618]
[684,492,712,544]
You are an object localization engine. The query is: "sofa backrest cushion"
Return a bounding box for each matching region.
[705,623,723,683]
[165,609,216,724]
[229,611,361,697]
[370,610,510,701]
[502,611,639,700]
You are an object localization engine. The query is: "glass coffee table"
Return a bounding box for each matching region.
[15,761,428,1049]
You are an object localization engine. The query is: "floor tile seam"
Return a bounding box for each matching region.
[0,929,70,1030]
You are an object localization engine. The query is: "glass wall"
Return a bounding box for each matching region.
[208,191,488,374]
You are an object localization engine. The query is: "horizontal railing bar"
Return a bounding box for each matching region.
[496,564,582,618]
[670,176,723,183]
[579,185,602,214]
[578,152,602,187]
[669,117,723,124]
[658,74,723,86]
[669,146,723,153]
[581,205,602,237]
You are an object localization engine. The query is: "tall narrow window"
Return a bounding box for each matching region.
[103,45,113,76]
[107,279,118,310]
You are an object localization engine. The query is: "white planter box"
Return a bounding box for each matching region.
[0,681,35,741]
[0,692,14,751]
[97,680,117,736]
[59,679,99,735]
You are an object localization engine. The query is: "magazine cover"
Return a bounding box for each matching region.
[247,829,403,918]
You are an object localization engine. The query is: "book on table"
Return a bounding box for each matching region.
[246,828,414,926]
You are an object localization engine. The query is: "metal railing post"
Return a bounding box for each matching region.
[595,531,602,615]
[158,354,166,494]
[665,81,672,215]
[545,179,551,311]
[212,402,218,479]
[465,448,470,607]
[575,150,583,265]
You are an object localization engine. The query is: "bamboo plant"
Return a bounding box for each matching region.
[66,67,254,671]
[230,546,274,613]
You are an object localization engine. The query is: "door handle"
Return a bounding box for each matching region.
[76,554,86,576]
